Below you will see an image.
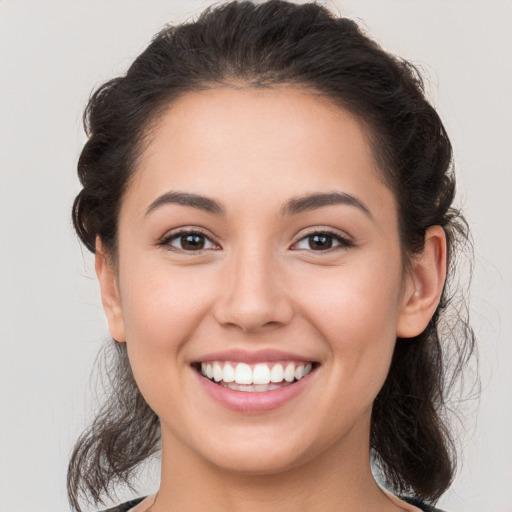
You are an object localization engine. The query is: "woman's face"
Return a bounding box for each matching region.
[99,87,423,474]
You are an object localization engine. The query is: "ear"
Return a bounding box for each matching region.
[95,236,126,343]
[397,226,447,338]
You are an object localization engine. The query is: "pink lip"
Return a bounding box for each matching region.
[194,349,315,364]
[195,368,315,413]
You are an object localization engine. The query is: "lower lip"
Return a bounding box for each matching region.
[196,370,314,413]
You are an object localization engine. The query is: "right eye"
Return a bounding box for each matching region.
[160,230,219,252]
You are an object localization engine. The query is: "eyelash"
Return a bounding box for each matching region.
[157,228,353,254]
[291,230,353,252]
[158,228,220,254]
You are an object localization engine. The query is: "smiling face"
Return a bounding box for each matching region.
[96,87,441,479]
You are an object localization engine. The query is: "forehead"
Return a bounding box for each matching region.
[123,86,395,221]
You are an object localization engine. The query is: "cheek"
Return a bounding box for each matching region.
[120,256,211,337]
[289,253,403,393]
[296,253,402,332]
[117,256,217,388]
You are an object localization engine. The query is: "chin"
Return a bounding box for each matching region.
[181,417,352,478]
[203,442,314,476]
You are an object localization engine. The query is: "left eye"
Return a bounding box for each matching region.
[165,232,218,251]
[293,232,350,251]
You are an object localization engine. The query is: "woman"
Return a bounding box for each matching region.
[67,1,475,511]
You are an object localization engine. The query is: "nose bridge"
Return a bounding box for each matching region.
[214,238,292,332]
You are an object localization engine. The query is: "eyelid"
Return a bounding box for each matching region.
[290,228,354,251]
[157,226,221,252]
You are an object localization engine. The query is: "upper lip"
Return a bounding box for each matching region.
[193,349,317,364]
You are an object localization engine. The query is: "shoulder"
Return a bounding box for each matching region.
[402,496,447,512]
[100,497,147,512]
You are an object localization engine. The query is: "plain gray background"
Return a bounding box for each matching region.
[1,1,511,511]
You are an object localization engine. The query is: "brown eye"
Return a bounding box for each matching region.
[164,231,218,252]
[292,231,352,251]
[180,233,206,250]
[308,234,333,250]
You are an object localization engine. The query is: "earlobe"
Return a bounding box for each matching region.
[95,237,126,343]
[397,226,447,338]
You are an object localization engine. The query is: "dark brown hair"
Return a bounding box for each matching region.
[68,1,476,510]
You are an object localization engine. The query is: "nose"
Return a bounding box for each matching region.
[212,246,294,334]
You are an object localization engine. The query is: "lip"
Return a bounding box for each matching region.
[194,349,315,364]
[195,368,314,413]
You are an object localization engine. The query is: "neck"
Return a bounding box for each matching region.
[152,417,401,512]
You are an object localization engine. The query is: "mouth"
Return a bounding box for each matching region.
[193,360,319,393]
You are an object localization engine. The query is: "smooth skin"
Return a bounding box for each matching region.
[96,87,446,512]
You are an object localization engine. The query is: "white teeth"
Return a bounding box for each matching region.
[284,363,295,382]
[223,363,235,383]
[213,362,223,382]
[270,363,284,383]
[234,363,252,384]
[199,360,315,389]
[252,363,271,385]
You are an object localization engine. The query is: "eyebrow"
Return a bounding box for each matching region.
[145,191,225,216]
[281,191,372,218]
[145,190,371,218]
